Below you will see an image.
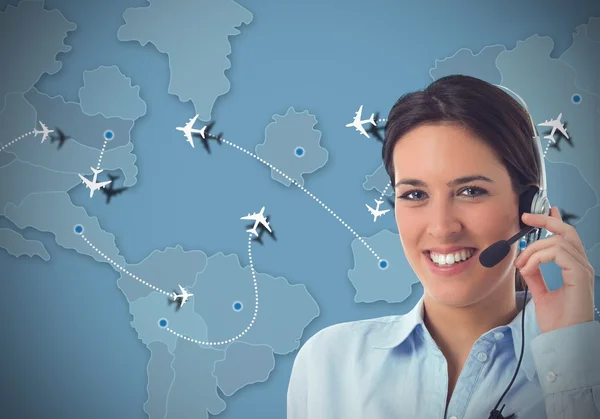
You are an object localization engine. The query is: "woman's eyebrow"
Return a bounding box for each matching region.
[394,175,495,188]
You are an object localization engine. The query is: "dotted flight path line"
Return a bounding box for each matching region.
[81,231,261,346]
[165,233,260,345]
[80,233,171,297]
[96,137,109,170]
[1,130,34,152]
[208,133,383,262]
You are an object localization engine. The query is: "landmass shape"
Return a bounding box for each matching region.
[0,227,50,261]
[145,342,175,419]
[121,245,319,417]
[363,164,393,196]
[79,65,147,121]
[165,339,226,419]
[117,0,253,120]
[559,18,600,97]
[496,33,600,212]
[255,107,328,187]
[213,342,275,396]
[348,229,419,303]
[0,0,76,111]
[192,251,320,354]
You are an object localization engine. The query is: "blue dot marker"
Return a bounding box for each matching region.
[295,147,305,157]
[379,259,388,270]
[159,319,168,328]
[104,130,114,140]
[74,225,83,235]
[572,94,581,104]
[233,301,243,311]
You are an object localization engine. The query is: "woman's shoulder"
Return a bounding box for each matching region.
[298,314,408,357]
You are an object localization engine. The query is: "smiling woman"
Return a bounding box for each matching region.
[287,75,600,419]
[382,75,542,295]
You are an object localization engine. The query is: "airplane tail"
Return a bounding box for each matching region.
[33,129,40,136]
[247,226,258,237]
[172,292,178,301]
[368,114,376,126]
[91,167,103,175]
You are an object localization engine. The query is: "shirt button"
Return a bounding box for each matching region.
[546,371,557,382]
[477,352,488,362]
[494,332,504,340]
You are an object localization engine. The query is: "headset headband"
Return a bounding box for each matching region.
[493,84,547,195]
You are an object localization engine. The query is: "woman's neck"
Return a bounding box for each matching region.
[422,286,520,362]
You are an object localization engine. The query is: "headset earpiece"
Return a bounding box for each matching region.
[518,185,540,229]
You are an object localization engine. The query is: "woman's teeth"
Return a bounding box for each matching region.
[429,249,474,266]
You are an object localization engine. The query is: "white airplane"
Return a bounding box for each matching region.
[172,284,193,308]
[345,105,376,138]
[33,121,53,143]
[78,167,112,198]
[175,114,208,148]
[240,206,271,237]
[365,199,390,222]
[538,112,568,140]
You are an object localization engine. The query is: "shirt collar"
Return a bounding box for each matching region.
[371,291,540,381]
[371,295,426,350]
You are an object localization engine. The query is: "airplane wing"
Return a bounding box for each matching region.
[260,220,272,233]
[240,213,258,221]
[178,285,186,294]
[365,204,375,214]
[355,105,363,120]
[185,132,195,148]
[557,124,569,139]
[186,114,200,128]
[380,209,390,215]
[356,125,369,138]
[537,119,554,127]
[180,296,187,307]
[79,174,93,188]
[97,181,112,189]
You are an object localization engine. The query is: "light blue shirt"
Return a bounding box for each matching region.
[287,291,600,419]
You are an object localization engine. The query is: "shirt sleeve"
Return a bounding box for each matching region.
[530,320,600,419]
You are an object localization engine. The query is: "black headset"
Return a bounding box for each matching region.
[477,84,551,419]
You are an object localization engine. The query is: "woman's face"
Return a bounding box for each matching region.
[392,122,522,307]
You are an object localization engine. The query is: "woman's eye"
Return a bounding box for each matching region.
[460,187,487,198]
[398,190,426,201]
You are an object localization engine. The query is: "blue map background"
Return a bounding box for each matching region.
[1,0,599,418]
